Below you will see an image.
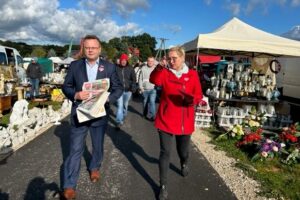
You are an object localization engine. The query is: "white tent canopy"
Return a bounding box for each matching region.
[49,56,62,63]
[182,17,300,57]
[58,57,74,65]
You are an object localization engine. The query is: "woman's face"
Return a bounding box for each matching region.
[168,50,184,71]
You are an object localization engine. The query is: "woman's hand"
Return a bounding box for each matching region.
[183,95,194,106]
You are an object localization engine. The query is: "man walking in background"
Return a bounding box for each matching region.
[139,56,157,121]
[115,53,136,129]
[26,57,42,98]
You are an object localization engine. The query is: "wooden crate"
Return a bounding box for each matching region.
[0,95,12,116]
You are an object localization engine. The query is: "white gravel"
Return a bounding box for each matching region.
[191,129,277,200]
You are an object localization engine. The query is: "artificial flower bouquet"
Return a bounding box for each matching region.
[279,123,300,165]
[251,138,286,161]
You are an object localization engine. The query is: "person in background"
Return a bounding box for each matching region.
[26,57,42,98]
[133,60,143,98]
[150,46,203,200]
[157,56,167,68]
[62,35,123,200]
[115,53,136,129]
[155,56,167,102]
[138,56,157,121]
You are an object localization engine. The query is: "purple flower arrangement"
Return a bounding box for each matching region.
[252,139,285,161]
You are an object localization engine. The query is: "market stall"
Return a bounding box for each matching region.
[182,17,300,58]
[182,17,300,129]
[0,64,18,116]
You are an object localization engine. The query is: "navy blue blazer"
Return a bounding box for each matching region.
[62,58,123,127]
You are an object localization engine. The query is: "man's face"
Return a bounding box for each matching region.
[120,59,127,66]
[147,58,155,67]
[83,39,101,61]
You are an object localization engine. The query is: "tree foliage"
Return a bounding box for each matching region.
[0,33,157,61]
[47,48,56,57]
[107,33,156,61]
[31,46,47,57]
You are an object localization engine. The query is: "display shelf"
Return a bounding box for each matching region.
[196,112,213,117]
[195,118,212,122]
[210,96,279,104]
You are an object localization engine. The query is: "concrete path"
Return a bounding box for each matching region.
[0,97,237,200]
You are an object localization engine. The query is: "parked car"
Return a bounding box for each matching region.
[0,45,23,67]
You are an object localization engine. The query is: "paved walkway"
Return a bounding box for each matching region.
[0,97,237,200]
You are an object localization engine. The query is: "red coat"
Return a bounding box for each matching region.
[150,67,203,135]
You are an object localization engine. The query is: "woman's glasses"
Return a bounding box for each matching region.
[167,57,178,62]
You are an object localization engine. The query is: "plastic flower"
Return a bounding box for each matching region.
[266,139,272,144]
[280,143,286,148]
[251,139,283,161]
[272,146,279,152]
[279,123,299,144]
[260,139,281,154]
[261,151,268,158]
[249,120,260,127]
[216,124,244,141]
[232,124,244,136]
[282,127,289,131]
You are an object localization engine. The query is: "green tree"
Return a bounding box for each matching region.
[47,48,56,57]
[31,46,47,57]
[139,45,152,61]
[108,37,122,51]
[104,46,117,62]
[133,33,156,56]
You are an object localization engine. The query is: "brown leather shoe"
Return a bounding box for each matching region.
[90,170,100,183]
[63,188,76,200]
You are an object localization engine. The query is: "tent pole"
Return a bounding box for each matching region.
[196,48,200,69]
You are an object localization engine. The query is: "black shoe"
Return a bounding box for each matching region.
[146,116,155,122]
[115,123,122,130]
[158,185,168,200]
[181,164,189,177]
[149,117,155,122]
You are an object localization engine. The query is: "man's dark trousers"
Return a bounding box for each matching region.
[63,123,107,189]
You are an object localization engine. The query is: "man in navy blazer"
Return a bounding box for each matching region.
[62,35,123,199]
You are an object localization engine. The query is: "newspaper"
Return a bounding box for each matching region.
[76,78,110,123]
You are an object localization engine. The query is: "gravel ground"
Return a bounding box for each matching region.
[191,129,277,200]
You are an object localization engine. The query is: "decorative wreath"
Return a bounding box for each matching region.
[269,59,281,74]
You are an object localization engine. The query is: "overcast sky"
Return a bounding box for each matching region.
[0,0,299,47]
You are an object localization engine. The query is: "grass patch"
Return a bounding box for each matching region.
[28,101,62,111]
[204,127,300,200]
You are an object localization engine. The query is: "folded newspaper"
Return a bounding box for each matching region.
[76,78,110,123]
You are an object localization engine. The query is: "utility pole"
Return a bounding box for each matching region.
[67,37,73,58]
[155,38,168,61]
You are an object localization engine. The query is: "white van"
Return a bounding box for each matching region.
[277,58,300,99]
[0,45,23,67]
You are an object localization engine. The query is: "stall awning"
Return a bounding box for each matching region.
[182,17,300,57]
[199,55,221,64]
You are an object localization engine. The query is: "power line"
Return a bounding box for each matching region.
[155,38,168,61]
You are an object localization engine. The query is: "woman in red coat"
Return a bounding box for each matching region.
[150,46,203,200]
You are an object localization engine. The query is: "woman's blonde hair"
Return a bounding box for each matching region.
[169,46,185,58]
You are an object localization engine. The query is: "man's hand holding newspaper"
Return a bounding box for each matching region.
[76,78,110,123]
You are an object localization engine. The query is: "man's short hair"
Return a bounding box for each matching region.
[83,35,101,46]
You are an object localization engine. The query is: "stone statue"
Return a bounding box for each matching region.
[9,99,29,125]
